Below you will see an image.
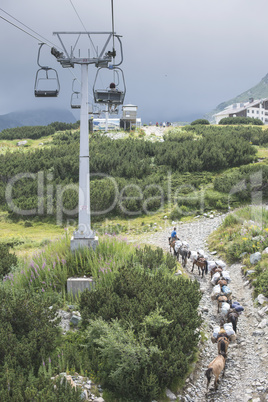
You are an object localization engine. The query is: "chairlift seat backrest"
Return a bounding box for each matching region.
[94,89,124,104]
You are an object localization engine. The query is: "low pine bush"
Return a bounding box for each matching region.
[80,265,202,400]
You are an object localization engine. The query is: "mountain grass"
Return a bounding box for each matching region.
[2,233,136,298]
[207,206,268,297]
[0,211,65,257]
[0,135,54,154]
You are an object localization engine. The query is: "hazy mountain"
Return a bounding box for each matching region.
[205,73,268,122]
[0,108,77,131]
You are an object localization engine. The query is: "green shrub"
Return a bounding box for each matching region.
[221,214,240,228]
[0,369,83,401]
[0,288,61,375]
[0,243,18,279]
[24,220,33,227]
[253,267,268,298]
[132,244,177,273]
[219,116,264,125]
[169,207,184,221]
[83,318,162,401]
[80,265,202,400]
[190,119,210,125]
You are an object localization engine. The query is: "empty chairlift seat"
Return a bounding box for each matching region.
[34,68,60,97]
[34,43,60,98]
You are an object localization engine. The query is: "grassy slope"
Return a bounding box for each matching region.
[0,135,54,154]
[0,127,267,258]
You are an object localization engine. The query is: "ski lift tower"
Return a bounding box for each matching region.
[52,32,117,251]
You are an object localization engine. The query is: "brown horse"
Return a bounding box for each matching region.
[210,266,223,279]
[226,309,239,333]
[205,351,226,391]
[217,279,228,287]
[216,294,228,313]
[217,336,229,356]
[192,257,208,278]
[168,236,179,255]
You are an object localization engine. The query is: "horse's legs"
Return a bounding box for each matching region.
[214,373,219,391]
[198,266,201,276]
[191,263,194,272]
[223,359,226,377]
[205,368,212,390]
[201,267,204,278]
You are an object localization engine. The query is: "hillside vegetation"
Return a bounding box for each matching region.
[208,206,268,299]
[0,234,202,401]
[1,122,268,400]
[1,123,267,228]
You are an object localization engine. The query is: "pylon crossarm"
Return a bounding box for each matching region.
[53,31,116,66]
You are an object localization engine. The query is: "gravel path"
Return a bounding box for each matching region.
[138,214,268,402]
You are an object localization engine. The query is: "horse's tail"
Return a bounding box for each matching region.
[220,339,225,354]
[205,260,208,275]
[168,237,171,245]
[205,367,213,388]
[229,315,237,333]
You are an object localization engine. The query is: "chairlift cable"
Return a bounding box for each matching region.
[0,8,87,97]
[0,14,46,43]
[0,8,62,50]
[68,0,98,56]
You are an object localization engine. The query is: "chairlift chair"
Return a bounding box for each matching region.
[93,67,126,107]
[70,79,81,109]
[70,92,81,108]
[34,43,60,97]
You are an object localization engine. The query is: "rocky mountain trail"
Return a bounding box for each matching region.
[138,214,268,401]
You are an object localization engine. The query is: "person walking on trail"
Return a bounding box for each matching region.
[171,227,177,240]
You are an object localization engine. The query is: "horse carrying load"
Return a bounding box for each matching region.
[211,323,236,344]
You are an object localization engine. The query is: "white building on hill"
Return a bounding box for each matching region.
[213,98,268,124]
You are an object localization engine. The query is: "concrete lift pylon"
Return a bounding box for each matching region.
[52,31,116,251]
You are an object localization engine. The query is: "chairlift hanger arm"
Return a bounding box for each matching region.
[111,35,123,67]
[37,43,50,69]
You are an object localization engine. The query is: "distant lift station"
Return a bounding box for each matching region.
[120,104,138,130]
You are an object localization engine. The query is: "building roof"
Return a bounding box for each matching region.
[213,98,268,117]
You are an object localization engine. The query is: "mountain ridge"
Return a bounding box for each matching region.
[206,73,268,122]
[0,108,77,131]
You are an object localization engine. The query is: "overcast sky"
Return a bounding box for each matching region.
[1,0,268,123]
